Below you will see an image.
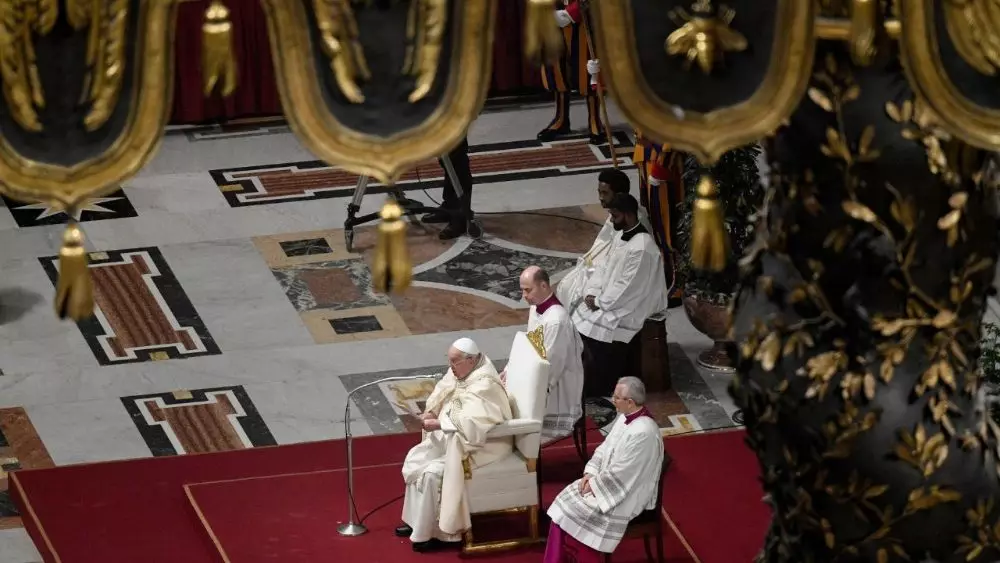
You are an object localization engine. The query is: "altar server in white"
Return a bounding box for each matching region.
[557,169,651,315]
[544,376,664,561]
[396,338,512,552]
[573,192,670,398]
[500,266,584,444]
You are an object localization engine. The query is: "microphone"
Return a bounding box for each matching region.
[337,373,445,537]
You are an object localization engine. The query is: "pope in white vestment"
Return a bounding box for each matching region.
[544,377,664,560]
[397,338,512,552]
[556,169,652,316]
[504,266,584,445]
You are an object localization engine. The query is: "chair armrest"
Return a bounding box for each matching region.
[486,419,542,438]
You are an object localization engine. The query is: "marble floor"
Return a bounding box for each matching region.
[3,97,993,562]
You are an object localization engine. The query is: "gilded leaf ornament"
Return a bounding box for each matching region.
[313,0,371,104]
[0,0,131,132]
[665,0,747,74]
[526,327,547,360]
[942,0,1000,75]
[403,0,448,103]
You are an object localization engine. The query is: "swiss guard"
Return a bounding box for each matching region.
[537,0,605,144]
[634,132,685,307]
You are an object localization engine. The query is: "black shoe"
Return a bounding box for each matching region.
[395,524,412,538]
[421,210,452,224]
[589,133,606,145]
[412,538,462,553]
[537,125,571,142]
[438,224,467,241]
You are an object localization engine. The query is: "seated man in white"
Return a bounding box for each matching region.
[557,169,652,315]
[544,376,664,562]
[396,337,512,553]
[501,265,583,445]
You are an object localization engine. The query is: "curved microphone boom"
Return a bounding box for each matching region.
[337,373,444,537]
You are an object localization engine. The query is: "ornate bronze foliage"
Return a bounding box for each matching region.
[590,0,1000,560]
[259,0,498,184]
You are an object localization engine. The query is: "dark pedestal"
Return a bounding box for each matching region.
[636,318,671,392]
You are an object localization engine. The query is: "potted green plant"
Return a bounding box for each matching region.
[676,144,764,371]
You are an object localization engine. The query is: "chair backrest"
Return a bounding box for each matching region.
[504,331,550,422]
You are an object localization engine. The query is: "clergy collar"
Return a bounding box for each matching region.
[620,223,648,242]
[625,406,652,424]
[535,293,561,315]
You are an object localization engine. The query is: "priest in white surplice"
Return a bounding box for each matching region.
[557,169,652,316]
[396,338,512,552]
[499,266,584,444]
[572,192,670,399]
[544,377,664,562]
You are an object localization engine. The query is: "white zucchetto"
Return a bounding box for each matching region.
[452,337,480,355]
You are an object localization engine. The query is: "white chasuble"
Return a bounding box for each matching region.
[528,302,584,444]
[401,356,513,542]
[546,413,663,553]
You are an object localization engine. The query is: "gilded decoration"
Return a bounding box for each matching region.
[259,0,497,184]
[589,0,815,164]
[0,0,183,207]
[899,0,1000,150]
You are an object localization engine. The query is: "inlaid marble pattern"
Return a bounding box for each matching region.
[271,259,390,312]
[0,408,54,530]
[38,247,221,365]
[412,237,578,305]
[121,387,277,457]
[340,343,730,437]
[1,189,138,228]
[182,121,290,142]
[209,131,635,207]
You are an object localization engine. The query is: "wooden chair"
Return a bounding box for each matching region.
[603,454,673,563]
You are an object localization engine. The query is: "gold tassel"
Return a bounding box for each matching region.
[524,0,564,66]
[690,173,729,272]
[53,223,94,321]
[372,200,412,294]
[202,0,238,97]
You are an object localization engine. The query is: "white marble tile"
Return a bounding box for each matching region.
[122,172,231,215]
[241,378,373,444]
[136,130,316,178]
[0,258,100,377]
[0,224,65,264]
[0,528,42,563]
[26,398,152,465]
[157,238,314,352]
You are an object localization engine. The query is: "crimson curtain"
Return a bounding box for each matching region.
[169,0,542,125]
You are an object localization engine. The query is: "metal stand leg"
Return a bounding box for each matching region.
[343,176,370,252]
[441,155,482,238]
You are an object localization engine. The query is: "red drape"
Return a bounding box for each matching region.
[169,0,541,125]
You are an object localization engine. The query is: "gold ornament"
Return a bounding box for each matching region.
[202,0,238,97]
[523,0,564,66]
[690,173,728,272]
[54,223,95,322]
[372,200,412,294]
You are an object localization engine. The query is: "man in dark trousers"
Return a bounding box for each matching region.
[421,136,473,241]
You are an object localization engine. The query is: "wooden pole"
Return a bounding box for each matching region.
[579,6,619,168]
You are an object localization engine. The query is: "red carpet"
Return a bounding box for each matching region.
[185,445,691,563]
[661,430,771,563]
[11,426,765,563]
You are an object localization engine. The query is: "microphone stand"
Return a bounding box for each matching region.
[337,373,444,537]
